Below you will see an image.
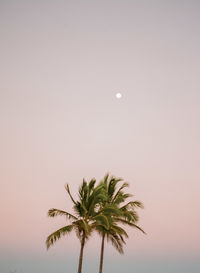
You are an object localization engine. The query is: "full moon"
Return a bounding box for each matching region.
[116,93,122,99]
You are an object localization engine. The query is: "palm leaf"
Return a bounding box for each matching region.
[100,205,121,217]
[74,219,90,234]
[106,233,124,254]
[111,224,128,238]
[120,201,144,210]
[108,177,122,198]
[88,179,96,193]
[46,225,73,249]
[112,182,129,202]
[93,214,110,230]
[65,184,77,205]
[48,208,77,220]
[115,218,145,234]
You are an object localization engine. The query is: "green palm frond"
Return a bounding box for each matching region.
[65,184,77,205]
[78,179,87,201]
[93,214,110,230]
[102,173,109,188]
[113,194,126,205]
[114,217,146,234]
[88,178,96,194]
[74,219,90,235]
[79,201,88,216]
[120,201,144,210]
[134,200,144,208]
[113,192,132,205]
[118,233,126,244]
[114,217,136,226]
[73,201,87,217]
[111,224,128,238]
[112,182,129,202]
[122,193,133,199]
[106,233,124,254]
[119,209,138,221]
[48,208,78,220]
[100,205,121,217]
[46,225,73,249]
[126,221,146,234]
[108,177,123,199]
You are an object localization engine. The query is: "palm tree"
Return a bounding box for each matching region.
[46,178,107,273]
[97,174,145,273]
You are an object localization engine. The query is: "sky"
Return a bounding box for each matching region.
[0,0,200,272]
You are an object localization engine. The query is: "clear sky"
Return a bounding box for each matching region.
[0,1,200,272]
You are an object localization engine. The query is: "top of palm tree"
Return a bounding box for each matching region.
[46,174,145,252]
[94,173,145,254]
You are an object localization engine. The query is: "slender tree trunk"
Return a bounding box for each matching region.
[99,234,105,273]
[78,233,85,273]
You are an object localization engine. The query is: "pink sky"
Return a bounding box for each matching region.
[0,1,200,272]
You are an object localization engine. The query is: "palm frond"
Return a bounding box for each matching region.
[113,192,132,205]
[106,233,124,254]
[48,208,77,220]
[121,210,139,222]
[74,219,90,235]
[115,217,145,234]
[88,179,96,193]
[112,182,129,202]
[100,205,121,217]
[73,201,88,218]
[120,201,144,210]
[65,184,77,205]
[127,222,146,234]
[102,173,109,188]
[93,214,110,230]
[114,217,136,226]
[46,225,73,249]
[108,177,122,198]
[111,224,128,238]
[78,179,87,201]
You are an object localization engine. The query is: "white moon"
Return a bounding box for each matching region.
[116,93,122,99]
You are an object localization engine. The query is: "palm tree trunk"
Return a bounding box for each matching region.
[99,234,105,273]
[78,233,85,273]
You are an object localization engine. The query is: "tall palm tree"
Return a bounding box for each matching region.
[46,178,107,273]
[97,174,145,273]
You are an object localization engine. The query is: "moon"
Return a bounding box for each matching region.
[116,93,122,99]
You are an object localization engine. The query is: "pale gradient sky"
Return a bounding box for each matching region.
[1,0,200,272]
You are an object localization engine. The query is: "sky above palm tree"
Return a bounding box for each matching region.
[0,0,200,272]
